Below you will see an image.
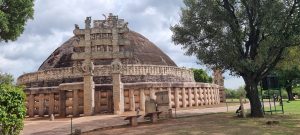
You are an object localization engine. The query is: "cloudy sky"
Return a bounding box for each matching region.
[0,0,244,89]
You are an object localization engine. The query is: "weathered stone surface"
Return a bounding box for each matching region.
[145,99,156,114]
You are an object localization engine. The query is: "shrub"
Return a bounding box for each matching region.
[0,84,26,135]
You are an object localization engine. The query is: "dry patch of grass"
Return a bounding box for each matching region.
[84,113,300,135]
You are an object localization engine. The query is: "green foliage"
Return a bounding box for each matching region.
[0,73,14,84]
[191,68,212,83]
[172,0,300,76]
[274,46,300,84]
[0,74,26,135]
[225,86,246,99]
[0,0,34,42]
[171,0,300,116]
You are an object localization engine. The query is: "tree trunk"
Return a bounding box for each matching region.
[286,85,295,101]
[244,80,264,117]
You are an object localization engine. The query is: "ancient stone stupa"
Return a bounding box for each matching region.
[17,13,224,117]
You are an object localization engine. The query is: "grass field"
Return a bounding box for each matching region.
[86,100,300,135]
[282,100,300,114]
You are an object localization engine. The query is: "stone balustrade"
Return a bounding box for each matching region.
[24,82,220,117]
[17,65,194,85]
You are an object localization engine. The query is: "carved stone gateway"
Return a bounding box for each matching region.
[112,59,124,114]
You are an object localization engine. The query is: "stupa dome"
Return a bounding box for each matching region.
[39,31,177,70]
[17,14,194,87]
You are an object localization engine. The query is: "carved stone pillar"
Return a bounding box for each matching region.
[208,87,212,105]
[28,94,34,117]
[199,88,203,106]
[112,72,124,115]
[167,87,172,109]
[94,91,101,113]
[38,93,44,117]
[204,88,208,105]
[73,89,79,116]
[49,93,55,116]
[194,88,199,107]
[129,89,135,111]
[59,90,66,117]
[188,88,192,107]
[182,88,187,108]
[175,88,180,108]
[140,89,145,111]
[111,59,124,115]
[83,75,95,116]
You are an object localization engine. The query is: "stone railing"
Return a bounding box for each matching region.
[122,82,220,111]
[23,82,220,117]
[17,65,194,85]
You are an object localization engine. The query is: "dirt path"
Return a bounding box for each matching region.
[21,103,247,135]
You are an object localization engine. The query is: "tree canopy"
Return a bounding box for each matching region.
[191,68,212,83]
[273,46,300,100]
[172,0,300,117]
[0,0,34,42]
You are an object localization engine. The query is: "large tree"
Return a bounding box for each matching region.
[0,0,34,42]
[172,0,300,117]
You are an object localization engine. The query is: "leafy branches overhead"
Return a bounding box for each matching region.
[0,0,34,42]
[172,0,300,79]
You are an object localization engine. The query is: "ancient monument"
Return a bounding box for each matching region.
[17,13,225,117]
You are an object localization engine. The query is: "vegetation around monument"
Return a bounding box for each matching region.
[171,0,300,117]
[0,73,26,135]
[272,46,300,101]
[191,68,212,83]
[0,0,34,42]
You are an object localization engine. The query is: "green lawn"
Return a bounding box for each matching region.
[282,99,300,114]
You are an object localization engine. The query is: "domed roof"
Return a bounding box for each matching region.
[38,31,177,70]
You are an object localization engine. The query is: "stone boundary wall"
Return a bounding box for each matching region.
[17,65,194,85]
[23,82,220,117]
[123,82,220,111]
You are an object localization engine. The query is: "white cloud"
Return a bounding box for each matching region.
[0,0,244,89]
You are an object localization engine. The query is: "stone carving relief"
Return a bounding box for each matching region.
[111,59,123,73]
[81,61,94,75]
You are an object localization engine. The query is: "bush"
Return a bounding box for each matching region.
[191,68,212,83]
[0,84,26,135]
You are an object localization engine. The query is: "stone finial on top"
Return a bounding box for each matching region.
[91,13,129,30]
[85,16,92,29]
[74,24,79,29]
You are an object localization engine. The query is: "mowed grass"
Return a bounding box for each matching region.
[86,100,300,135]
[282,99,300,114]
